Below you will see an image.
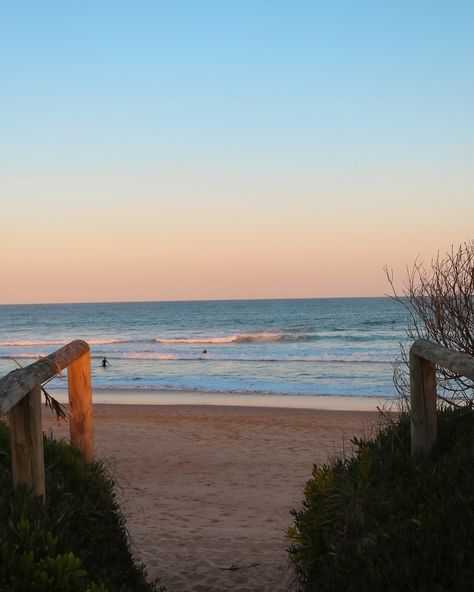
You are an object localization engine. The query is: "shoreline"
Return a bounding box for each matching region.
[48,387,394,412]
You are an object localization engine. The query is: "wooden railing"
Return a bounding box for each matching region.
[410,339,474,456]
[0,340,93,498]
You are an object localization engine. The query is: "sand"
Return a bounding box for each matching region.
[42,399,381,592]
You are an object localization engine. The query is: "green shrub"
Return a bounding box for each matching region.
[0,421,163,592]
[288,406,474,591]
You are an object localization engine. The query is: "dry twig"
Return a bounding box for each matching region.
[385,240,474,405]
[10,357,68,421]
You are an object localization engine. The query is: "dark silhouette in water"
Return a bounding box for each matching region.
[101,357,110,368]
[202,349,207,354]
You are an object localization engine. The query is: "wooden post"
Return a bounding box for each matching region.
[68,351,94,464]
[410,349,437,456]
[9,384,45,498]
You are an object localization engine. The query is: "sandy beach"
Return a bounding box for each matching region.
[42,394,381,592]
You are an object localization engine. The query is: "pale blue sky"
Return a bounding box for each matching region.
[1,1,473,303]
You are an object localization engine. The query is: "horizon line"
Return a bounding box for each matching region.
[0,295,393,307]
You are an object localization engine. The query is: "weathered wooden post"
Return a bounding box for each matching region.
[68,350,94,464]
[410,346,437,456]
[0,339,93,497]
[9,383,45,498]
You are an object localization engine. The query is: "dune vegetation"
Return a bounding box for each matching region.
[0,421,163,592]
[288,405,474,591]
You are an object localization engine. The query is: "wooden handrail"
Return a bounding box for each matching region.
[410,339,474,456]
[0,340,90,414]
[411,340,474,382]
[0,340,94,498]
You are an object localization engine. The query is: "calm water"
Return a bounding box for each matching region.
[0,298,407,398]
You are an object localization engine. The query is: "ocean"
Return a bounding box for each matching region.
[0,298,407,400]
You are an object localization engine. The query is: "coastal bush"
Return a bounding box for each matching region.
[385,240,474,405]
[288,406,474,591]
[0,421,163,592]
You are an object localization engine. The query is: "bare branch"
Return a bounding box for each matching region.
[388,240,474,404]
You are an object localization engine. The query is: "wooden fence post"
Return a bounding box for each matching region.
[410,349,437,456]
[67,351,94,464]
[9,384,45,498]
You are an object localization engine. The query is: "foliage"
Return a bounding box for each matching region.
[385,240,474,405]
[0,421,164,592]
[288,406,474,591]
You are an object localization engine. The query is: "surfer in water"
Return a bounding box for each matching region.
[202,349,207,355]
[101,357,110,368]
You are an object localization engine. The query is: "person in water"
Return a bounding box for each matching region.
[101,357,110,368]
[202,349,207,354]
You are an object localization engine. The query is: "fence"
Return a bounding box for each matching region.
[410,339,474,456]
[0,340,93,498]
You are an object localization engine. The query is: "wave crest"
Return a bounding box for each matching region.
[155,332,311,344]
[0,338,144,347]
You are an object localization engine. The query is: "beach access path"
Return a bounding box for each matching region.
[43,397,381,592]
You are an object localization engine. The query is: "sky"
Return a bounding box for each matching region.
[1,1,473,304]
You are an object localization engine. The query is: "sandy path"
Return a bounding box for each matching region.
[44,404,379,592]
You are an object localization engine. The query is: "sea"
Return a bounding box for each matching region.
[0,298,408,402]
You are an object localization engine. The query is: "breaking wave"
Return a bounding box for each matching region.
[0,329,401,350]
[0,332,311,347]
[0,338,143,347]
[154,332,310,344]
